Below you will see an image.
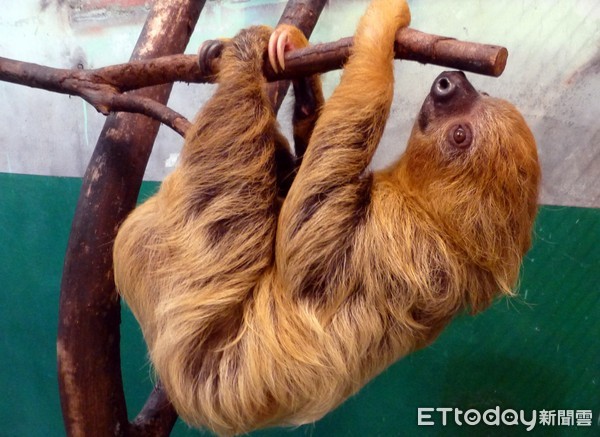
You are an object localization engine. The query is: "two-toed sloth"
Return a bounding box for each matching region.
[113,0,540,435]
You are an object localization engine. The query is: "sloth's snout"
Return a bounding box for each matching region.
[430,71,478,104]
[418,71,481,131]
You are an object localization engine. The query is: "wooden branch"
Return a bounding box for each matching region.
[394,28,507,77]
[0,56,190,136]
[83,28,508,86]
[106,93,191,136]
[271,28,507,79]
[130,384,178,437]
[0,27,506,137]
[57,1,205,436]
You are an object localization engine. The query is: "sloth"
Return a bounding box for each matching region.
[113,0,540,435]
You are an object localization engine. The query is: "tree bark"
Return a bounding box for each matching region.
[57,1,204,436]
[130,383,179,437]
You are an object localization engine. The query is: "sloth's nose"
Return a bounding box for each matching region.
[432,75,456,101]
[430,71,477,104]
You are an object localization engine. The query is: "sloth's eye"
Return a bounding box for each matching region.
[448,124,472,149]
[453,127,466,143]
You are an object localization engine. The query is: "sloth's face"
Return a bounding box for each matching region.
[401,71,540,255]
[417,70,479,141]
[405,70,539,196]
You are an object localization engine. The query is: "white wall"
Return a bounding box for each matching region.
[0,0,598,207]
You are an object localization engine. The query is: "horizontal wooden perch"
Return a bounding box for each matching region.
[0,27,507,136]
[100,27,507,87]
[269,28,508,79]
[395,28,507,77]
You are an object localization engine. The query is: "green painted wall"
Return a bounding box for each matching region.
[0,172,598,436]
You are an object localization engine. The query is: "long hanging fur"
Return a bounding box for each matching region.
[113,1,540,435]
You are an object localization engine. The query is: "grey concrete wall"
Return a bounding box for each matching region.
[1,0,598,208]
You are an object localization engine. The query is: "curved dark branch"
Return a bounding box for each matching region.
[130,384,178,437]
[104,94,191,136]
[57,0,205,436]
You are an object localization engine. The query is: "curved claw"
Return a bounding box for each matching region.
[277,31,287,72]
[268,29,282,73]
[268,26,306,74]
[197,39,225,77]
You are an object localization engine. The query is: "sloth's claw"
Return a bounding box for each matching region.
[197,39,228,77]
[268,25,309,74]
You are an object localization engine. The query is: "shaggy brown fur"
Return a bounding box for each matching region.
[113,0,540,435]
